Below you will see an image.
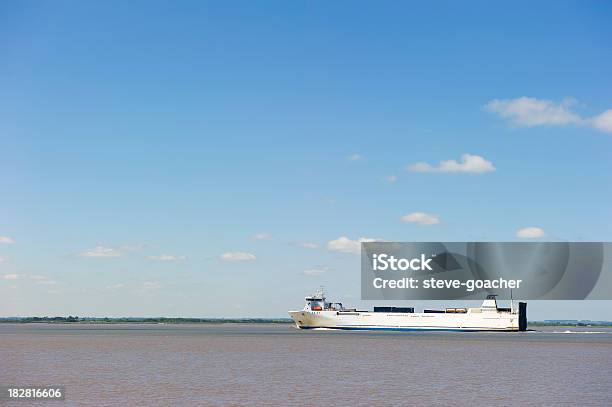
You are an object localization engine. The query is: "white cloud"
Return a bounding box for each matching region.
[142,281,162,290]
[516,227,546,239]
[401,212,440,226]
[0,236,14,244]
[303,268,327,276]
[485,97,582,127]
[590,109,612,133]
[299,242,319,249]
[35,279,58,285]
[120,243,151,252]
[220,251,256,262]
[408,154,495,174]
[252,232,272,241]
[485,97,612,134]
[148,254,186,262]
[0,256,5,263]
[29,275,58,285]
[79,246,123,258]
[107,283,125,290]
[348,153,362,161]
[2,274,58,284]
[408,162,434,172]
[387,175,397,183]
[327,236,379,255]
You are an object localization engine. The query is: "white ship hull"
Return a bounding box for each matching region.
[289,289,527,332]
[289,309,519,332]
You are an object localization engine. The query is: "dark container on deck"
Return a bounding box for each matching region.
[374,307,414,313]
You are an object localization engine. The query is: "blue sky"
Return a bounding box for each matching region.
[1,1,611,319]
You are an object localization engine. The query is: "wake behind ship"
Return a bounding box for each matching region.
[289,288,527,332]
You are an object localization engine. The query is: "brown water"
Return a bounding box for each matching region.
[1,324,611,406]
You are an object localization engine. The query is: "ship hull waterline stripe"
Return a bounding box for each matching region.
[297,326,518,332]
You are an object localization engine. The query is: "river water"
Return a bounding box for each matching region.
[1,324,611,406]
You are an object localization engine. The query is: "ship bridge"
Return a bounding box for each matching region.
[303,287,344,311]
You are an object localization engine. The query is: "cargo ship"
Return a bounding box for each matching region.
[288,288,527,332]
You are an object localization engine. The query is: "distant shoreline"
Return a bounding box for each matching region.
[0,317,293,324]
[1,317,611,327]
[528,322,612,327]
